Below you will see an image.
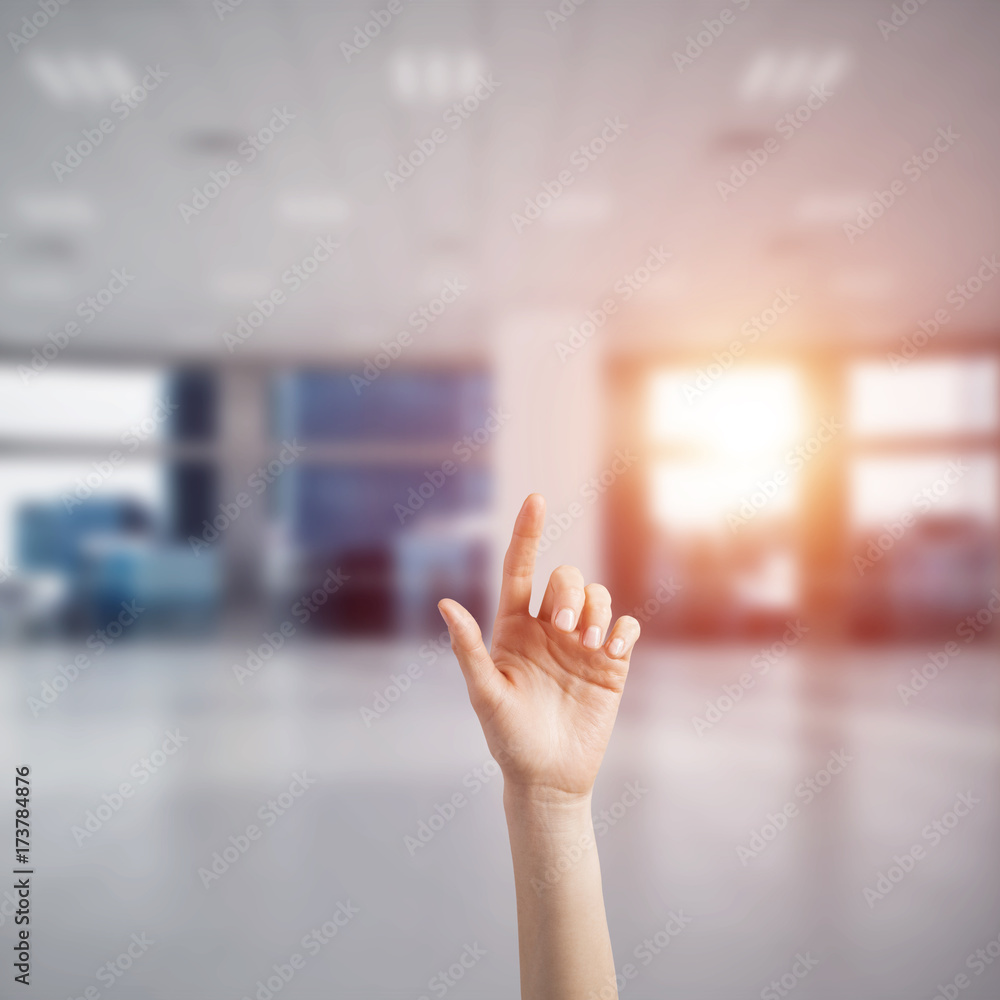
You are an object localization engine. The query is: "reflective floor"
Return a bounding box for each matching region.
[4,637,999,999]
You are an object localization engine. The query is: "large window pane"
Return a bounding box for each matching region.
[0,366,167,441]
[849,357,997,437]
[850,454,997,529]
[275,370,491,443]
[650,366,803,458]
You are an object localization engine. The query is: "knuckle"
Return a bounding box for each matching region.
[503,557,532,577]
[553,564,582,581]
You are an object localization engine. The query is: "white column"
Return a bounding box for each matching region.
[492,308,606,616]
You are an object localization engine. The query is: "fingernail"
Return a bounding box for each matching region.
[583,626,602,649]
[609,638,625,657]
[554,608,575,631]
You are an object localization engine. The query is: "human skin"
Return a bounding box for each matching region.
[438,493,640,1000]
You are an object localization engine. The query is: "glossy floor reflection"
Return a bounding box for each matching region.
[4,638,999,999]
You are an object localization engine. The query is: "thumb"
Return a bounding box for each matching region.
[438,598,500,708]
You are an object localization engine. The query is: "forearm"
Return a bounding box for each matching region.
[504,784,617,1000]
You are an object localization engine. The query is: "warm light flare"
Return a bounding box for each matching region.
[650,367,803,458]
[649,367,804,531]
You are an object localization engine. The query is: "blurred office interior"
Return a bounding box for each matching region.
[1,1,999,998]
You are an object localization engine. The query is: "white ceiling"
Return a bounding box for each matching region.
[1,0,998,361]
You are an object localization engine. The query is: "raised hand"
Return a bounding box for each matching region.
[438,493,640,801]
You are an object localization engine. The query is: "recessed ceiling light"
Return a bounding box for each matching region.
[275,193,351,227]
[389,48,486,105]
[209,271,274,301]
[795,193,867,224]
[4,269,77,298]
[26,50,134,107]
[739,47,852,103]
[15,193,98,228]
[544,191,613,227]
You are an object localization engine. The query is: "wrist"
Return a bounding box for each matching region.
[503,782,601,899]
[503,782,594,830]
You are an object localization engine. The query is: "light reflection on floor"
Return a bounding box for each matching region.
[3,638,999,999]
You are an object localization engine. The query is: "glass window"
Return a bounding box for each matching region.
[648,366,804,532]
[850,454,997,530]
[275,370,491,443]
[650,366,802,458]
[849,357,997,437]
[0,366,167,442]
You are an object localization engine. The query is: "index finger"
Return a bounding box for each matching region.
[498,493,545,617]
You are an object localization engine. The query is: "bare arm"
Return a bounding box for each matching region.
[438,493,640,1000]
